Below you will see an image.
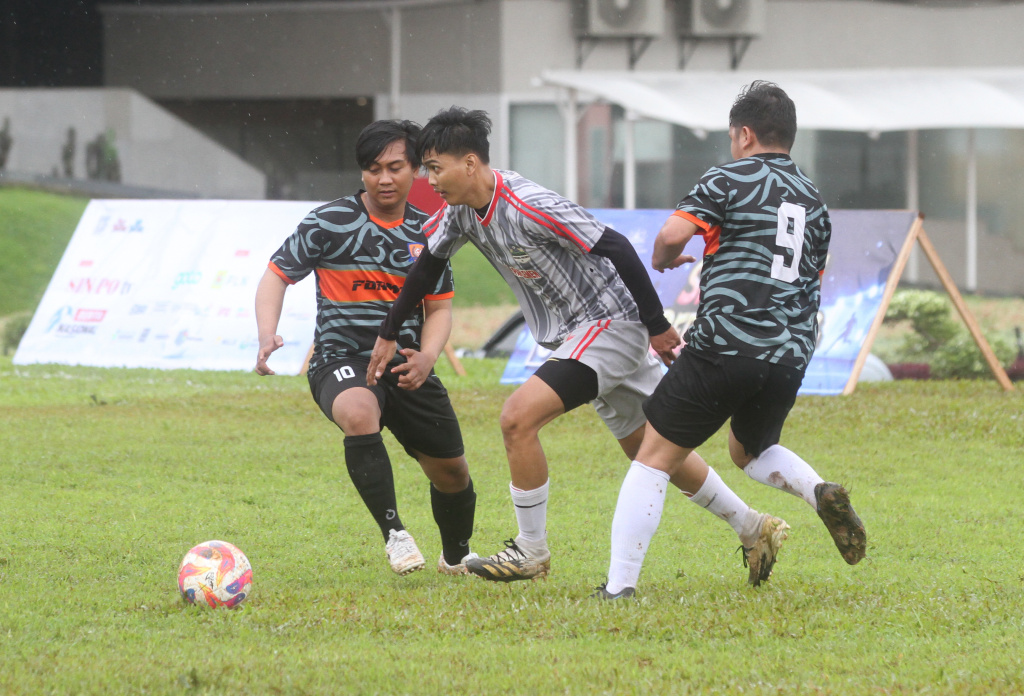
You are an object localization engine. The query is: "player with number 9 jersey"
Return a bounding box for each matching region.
[674,151,830,369]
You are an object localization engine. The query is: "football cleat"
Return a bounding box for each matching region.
[590,582,636,600]
[741,514,790,587]
[465,538,550,582]
[815,482,867,565]
[437,552,480,576]
[385,529,426,576]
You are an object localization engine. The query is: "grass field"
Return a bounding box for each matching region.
[1,354,1022,695]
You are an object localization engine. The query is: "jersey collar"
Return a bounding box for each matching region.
[475,170,503,226]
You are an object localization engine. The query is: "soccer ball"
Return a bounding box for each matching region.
[177,540,253,608]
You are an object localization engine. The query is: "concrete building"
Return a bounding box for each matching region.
[3,0,1024,292]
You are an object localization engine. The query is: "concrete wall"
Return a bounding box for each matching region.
[101,1,502,100]
[0,88,265,198]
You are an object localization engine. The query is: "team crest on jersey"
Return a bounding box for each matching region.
[508,244,530,265]
[408,243,424,259]
[506,244,541,279]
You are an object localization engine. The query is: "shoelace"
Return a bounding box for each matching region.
[488,538,527,563]
[737,544,751,568]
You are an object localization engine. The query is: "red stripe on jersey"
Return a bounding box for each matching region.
[423,204,448,238]
[570,320,610,360]
[498,188,589,251]
[268,261,296,285]
[476,171,503,226]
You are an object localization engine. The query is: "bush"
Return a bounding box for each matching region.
[883,290,1014,379]
[2,312,31,355]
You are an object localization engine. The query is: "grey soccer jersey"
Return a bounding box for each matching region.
[675,153,831,369]
[423,170,639,349]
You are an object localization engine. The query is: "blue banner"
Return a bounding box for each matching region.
[500,208,917,396]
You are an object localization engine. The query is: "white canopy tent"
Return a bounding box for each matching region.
[540,67,1024,290]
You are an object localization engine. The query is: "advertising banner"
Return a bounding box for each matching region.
[500,209,917,397]
[14,199,319,374]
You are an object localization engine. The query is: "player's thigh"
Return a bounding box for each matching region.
[383,373,465,461]
[308,357,385,432]
[643,348,765,449]
[730,362,804,458]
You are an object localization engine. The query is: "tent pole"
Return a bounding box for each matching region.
[906,129,919,283]
[388,7,401,118]
[624,109,636,210]
[966,128,978,292]
[562,88,579,202]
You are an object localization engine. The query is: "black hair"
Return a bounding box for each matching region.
[416,106,491,164]
[729,81,797,151]
[355,119,422,171]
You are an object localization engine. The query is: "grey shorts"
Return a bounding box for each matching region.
[550,319,664,439]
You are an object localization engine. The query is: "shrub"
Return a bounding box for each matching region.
[2,312,31,355]
[883,290,1013,379]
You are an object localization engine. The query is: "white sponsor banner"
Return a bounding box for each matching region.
[14,199,321,374]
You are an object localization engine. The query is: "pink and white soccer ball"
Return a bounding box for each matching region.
[177,540,253,608]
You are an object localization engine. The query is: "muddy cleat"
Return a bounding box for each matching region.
[590,582,636,600]
[465,538,550,582]
[437,552,480,576]
[385,529,426,576]
[815,482,867,565]
[741,514,790,587]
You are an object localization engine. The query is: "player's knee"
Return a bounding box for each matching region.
[499,401,537,442]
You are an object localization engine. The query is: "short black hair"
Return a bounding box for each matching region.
[417,106,491,164]
[729,81,797,151]
[355,119,422,171]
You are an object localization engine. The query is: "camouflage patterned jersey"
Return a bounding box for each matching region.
[268,193,454,374]
[674,153,831,369]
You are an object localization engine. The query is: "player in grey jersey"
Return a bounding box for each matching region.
[368,106,785,585]
[599,82,866,599]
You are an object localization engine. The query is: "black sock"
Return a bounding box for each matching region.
[431,478,476,565]
[344,433,402,542]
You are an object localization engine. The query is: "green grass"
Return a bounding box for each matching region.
[1,355,1022,694]
[0,187,89,316]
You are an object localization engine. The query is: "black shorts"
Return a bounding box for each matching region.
[308,356,465,460]
[643,347,804,457]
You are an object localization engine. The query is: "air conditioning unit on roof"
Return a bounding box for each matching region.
[574,0,666,38]
[677,0,765,37]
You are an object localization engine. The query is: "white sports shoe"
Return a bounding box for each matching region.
[437,552,480,576]
[385,529,426,576]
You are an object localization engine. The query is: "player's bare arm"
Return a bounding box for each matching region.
[391,297,452,391]
[652,215,699,272]
[254,268,288,376]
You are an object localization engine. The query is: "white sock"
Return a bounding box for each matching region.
[688,466,763,546]
[606,461,670,594]
[510,480,549,553]
[744,445,823,508]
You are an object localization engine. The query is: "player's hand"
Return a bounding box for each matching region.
[254,334,284,376]
[367,337,397,386]
[391,348,434,391]
[653,253,697,273]
[650,326,681,366]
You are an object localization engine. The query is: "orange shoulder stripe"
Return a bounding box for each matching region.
[268,261,296,285]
